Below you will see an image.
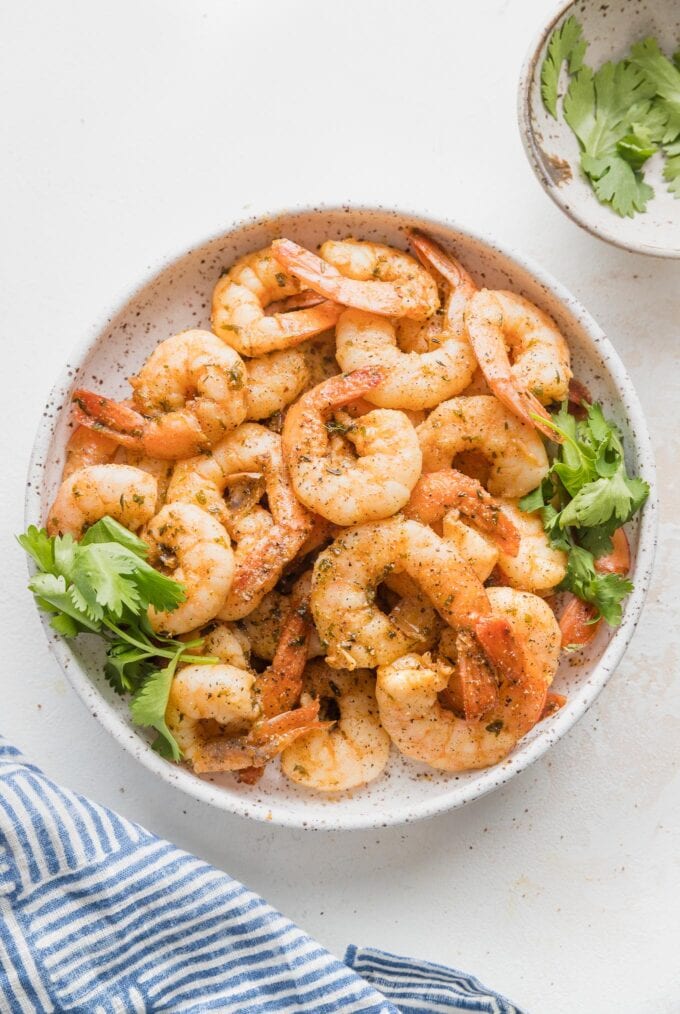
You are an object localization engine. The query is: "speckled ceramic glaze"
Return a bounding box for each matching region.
[25,206,657,830]
[518,0,680,257]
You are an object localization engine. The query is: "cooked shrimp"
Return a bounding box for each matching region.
[417,395,550,498]
[166,422,312,619]
[334,307,476,410]
[559,528,630,649]
[301,333,341,388]
[376,587,561,771]
[62,426,120,479]
[464,290,572,439]
[281,662,391,791]
[311,517,497,670]
[272,238,439,320]
[145,503,235,635]
[282,368,422,525]
[404,470,520,555]
[166,615,322,774]
[393,232,477,362]
[47,464,158,537]
[62,423,173,505]
[211,246,342,355]
[240,572,325,662]
[494,500,567,592]
[244,347,309,420]
[73,330,249,459]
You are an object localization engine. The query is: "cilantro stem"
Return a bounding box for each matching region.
[102,620,217,665]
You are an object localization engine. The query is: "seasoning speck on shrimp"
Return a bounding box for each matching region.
[272,238,439,320]
[212,245,342,356]
[73,330,249,459]
[282,368,422,525]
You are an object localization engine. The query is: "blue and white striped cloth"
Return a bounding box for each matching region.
[0,736,521,1013]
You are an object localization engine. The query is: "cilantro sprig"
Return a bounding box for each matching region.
[19,517,216,759]
[541,19,680,215]
[519,403,649,626]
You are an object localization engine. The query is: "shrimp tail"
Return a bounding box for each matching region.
[439,630,499,720]
[257,595,312,718]
[409,231,471,291]
[492,379,561,443]
[473,615,526,684]
[72,389,146,450]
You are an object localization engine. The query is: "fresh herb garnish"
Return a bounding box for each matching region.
[541,19,680,215]
[19,516,216,759]
[519,403,649,625]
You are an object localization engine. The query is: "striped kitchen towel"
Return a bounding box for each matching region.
[0,736,521,1013]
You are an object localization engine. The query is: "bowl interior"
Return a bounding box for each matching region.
[27,206,656,829]
[520,0,680,257]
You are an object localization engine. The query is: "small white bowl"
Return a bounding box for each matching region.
[25,205,658,830]
[519,0,680,257]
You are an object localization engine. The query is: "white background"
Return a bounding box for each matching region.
[2,2,679,1012]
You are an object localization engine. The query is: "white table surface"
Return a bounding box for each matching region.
[2,2,679,1011]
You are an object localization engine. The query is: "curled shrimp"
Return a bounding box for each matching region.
[376,587,561,771]
[244,347,309,420]
[282,368,422,525]
[272,238,439,320]
[311,516,502,671]
[166,616,323,775]
[559,528,630,649]
[334,306,476,410]
[145,503,235,636]
[281,661,391,791]
[464,290,572,439]
[167,423,312,619]
[47,464,158,538]
[73,330,249,459]
[211,246,342,356]
[417,395,550,498]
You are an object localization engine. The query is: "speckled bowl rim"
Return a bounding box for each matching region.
[517,0,680,259]
[25,202,658,830]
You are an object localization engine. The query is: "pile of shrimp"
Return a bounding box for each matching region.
[48,231,609,793]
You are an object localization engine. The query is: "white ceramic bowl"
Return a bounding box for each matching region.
[518,0,680,257]
[26,205,657,830]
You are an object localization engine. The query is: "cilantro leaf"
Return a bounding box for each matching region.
[560,546,633,626]
[29,572,102,633]
[629,38,680,131]
[564,62,654,159]
[18,526,55,572]
[130,653,183,761]
[616,133,657,170]
[541,15,587,118]
[81,516,149,557]
[663,138,680,195]
[18,517,211,761]
[520,402,649,627]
